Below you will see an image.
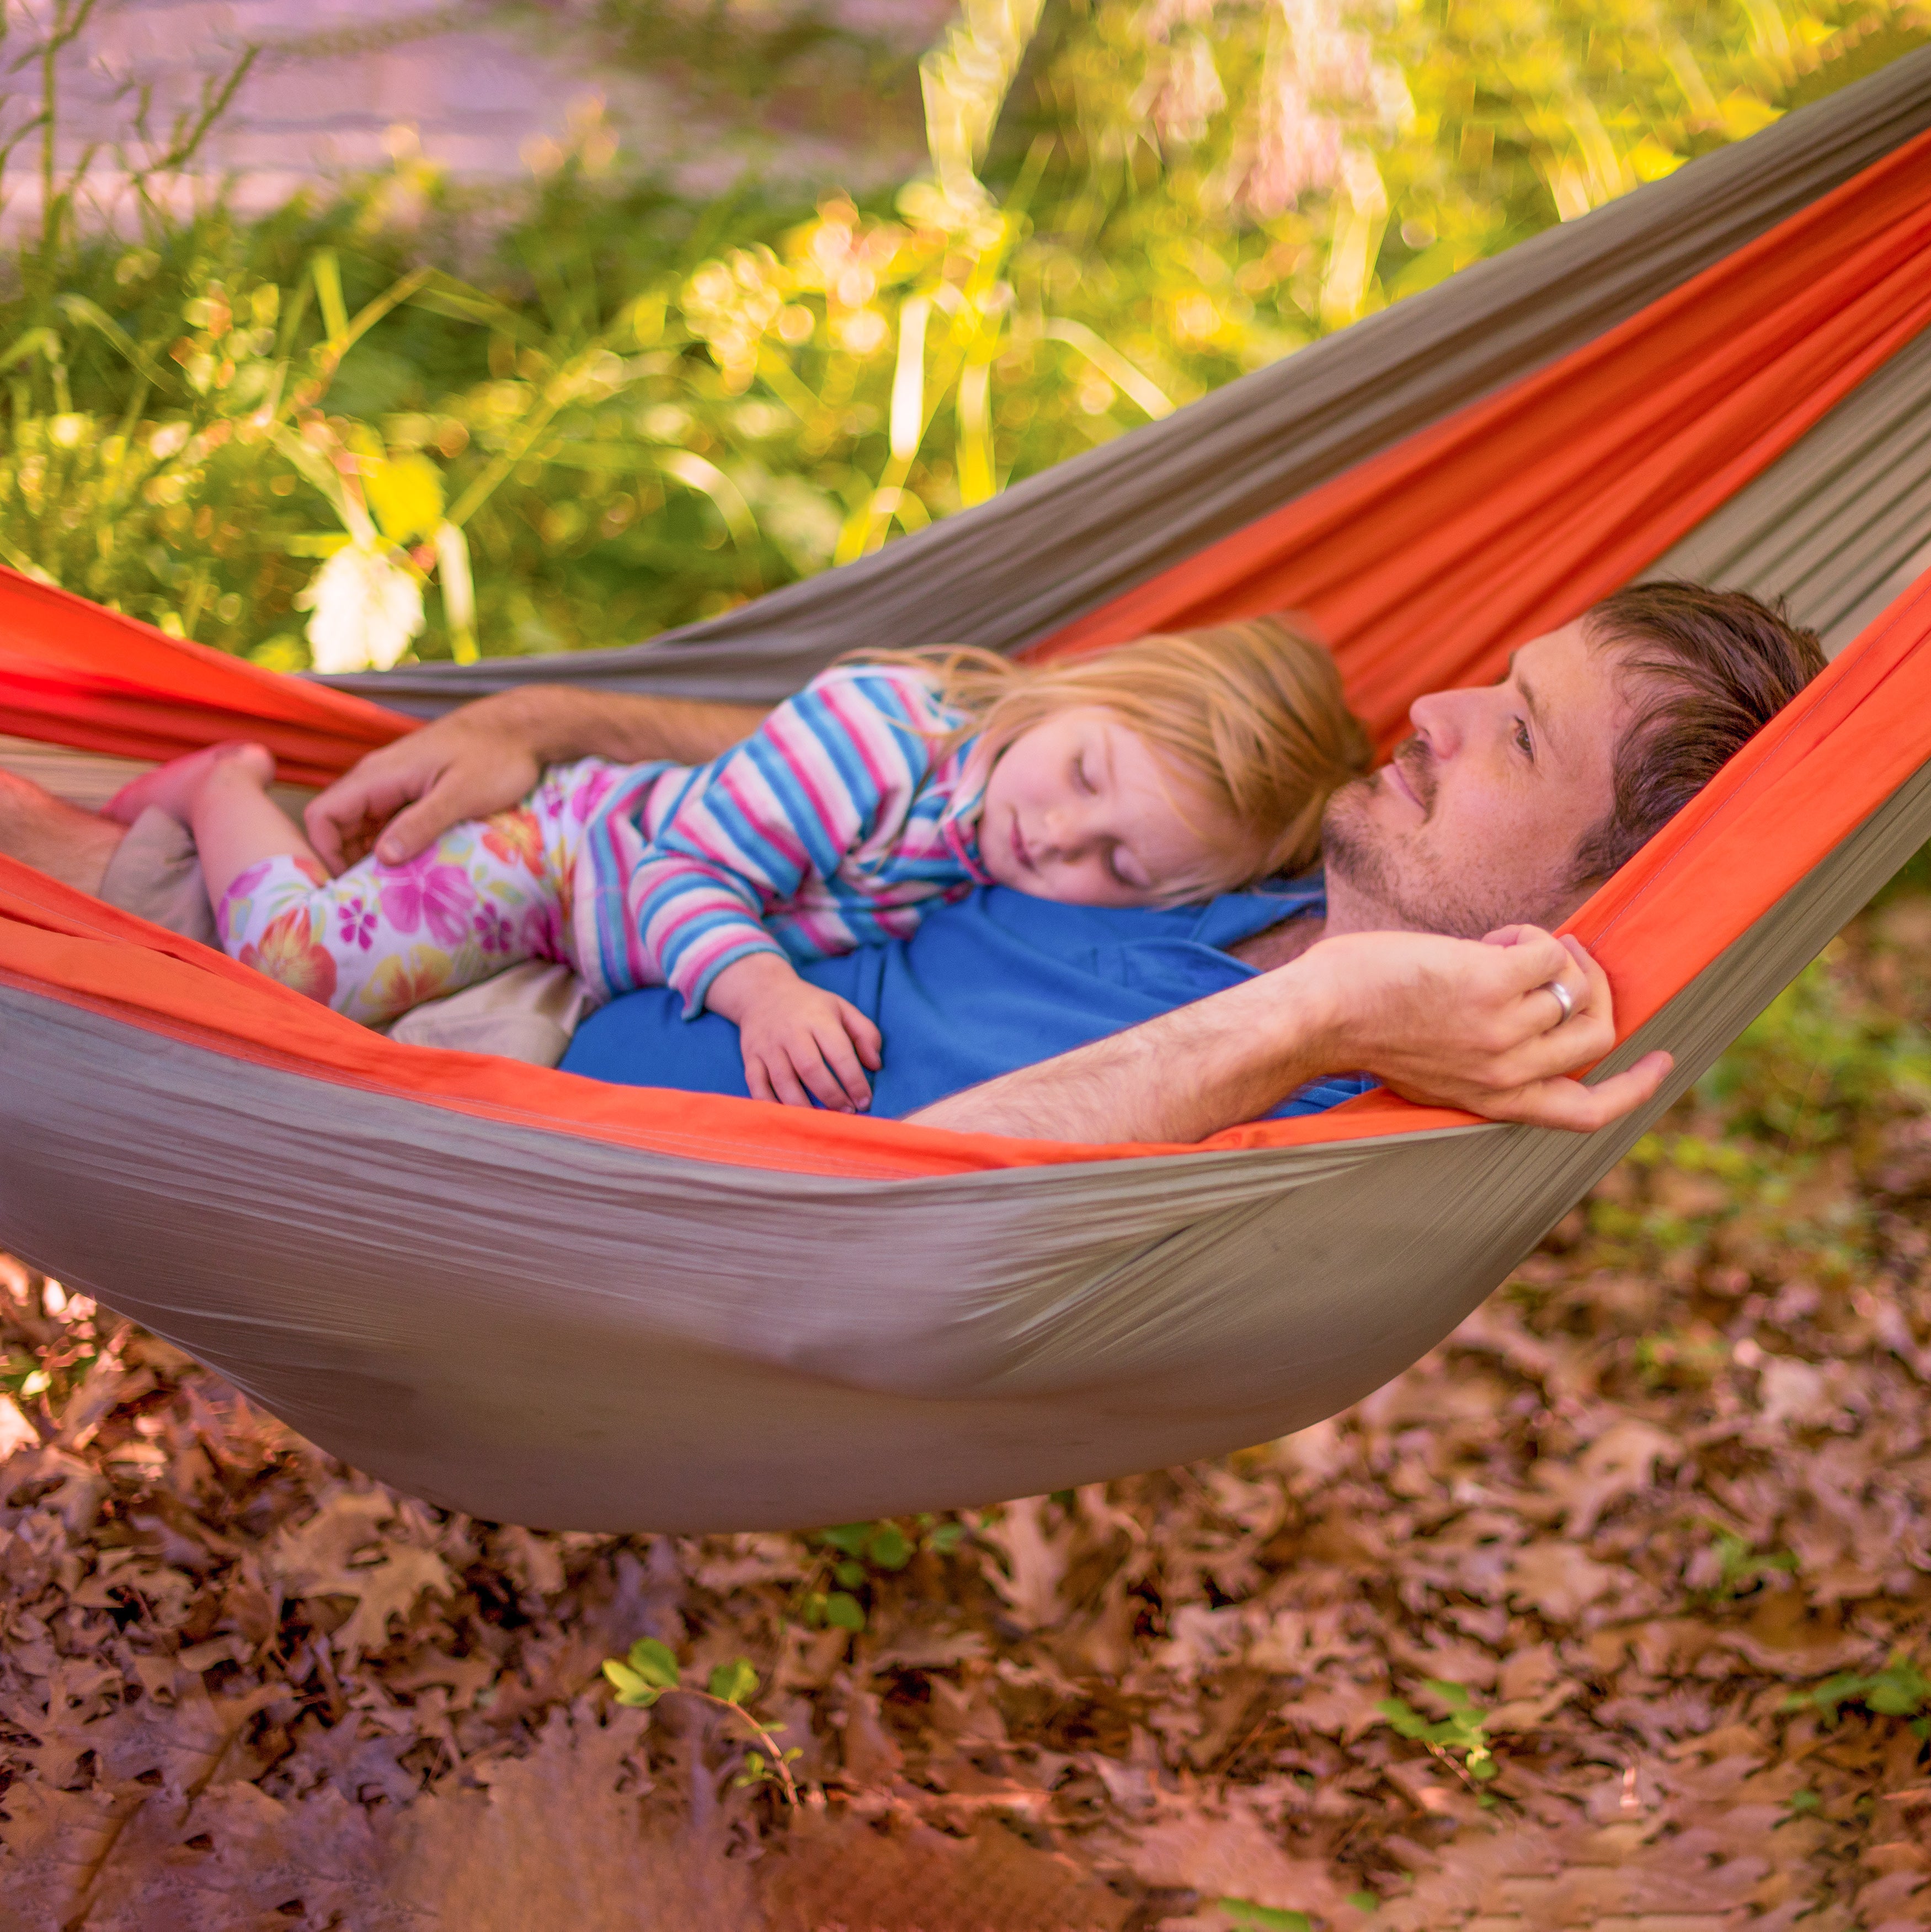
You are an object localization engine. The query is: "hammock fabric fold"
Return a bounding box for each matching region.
[1036,121,1931,746]
[4,49,1931,1528]
[0,576,410,785]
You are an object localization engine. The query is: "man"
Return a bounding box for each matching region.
[1,584,1822,1142]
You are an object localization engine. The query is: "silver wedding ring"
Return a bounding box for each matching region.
[1543,978,1575,1027]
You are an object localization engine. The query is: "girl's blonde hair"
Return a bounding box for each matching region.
[851,616,1371,894]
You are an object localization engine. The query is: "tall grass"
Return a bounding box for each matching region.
[0,0,1921,669]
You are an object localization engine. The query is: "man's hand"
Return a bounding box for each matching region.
[306,700,539,873]
[706,952,884,1113]
[910,922,1668,1144]
[1298,924,1671,1133]
[303,687,771,875]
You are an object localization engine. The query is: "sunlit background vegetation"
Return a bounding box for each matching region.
[0,0,1926,672]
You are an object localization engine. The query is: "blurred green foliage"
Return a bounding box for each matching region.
[0,0,1923,668]
[1785,1653,1931,1729]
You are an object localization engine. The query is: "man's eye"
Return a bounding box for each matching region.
[1513,718,1533,758]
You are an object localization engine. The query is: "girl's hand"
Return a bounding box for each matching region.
[706,952,884,1112]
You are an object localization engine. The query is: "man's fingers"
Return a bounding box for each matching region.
[303,790,382,874]
[1558,933,1615,1023]
[317,767,419,827]
[1492,1051,1674,1133]
[1480,923,1571,975]
[302,807,348,875]
[1502,933,1614,1047]
[1492,930,1577,998]
[307,789,415,875]
[305,770,417,863]
[372,787,469,866]
[1516,975,1578,1036]
[1577,1051,1673,1125]
[1485,1078,1604,1132]
[1485,1004,1618,1090]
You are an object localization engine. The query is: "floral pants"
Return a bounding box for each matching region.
[217,759,631,1028]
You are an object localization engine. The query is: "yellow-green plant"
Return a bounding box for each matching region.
[0,0,1922,666]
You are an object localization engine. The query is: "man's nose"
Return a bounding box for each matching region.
[1408,688,1467,758]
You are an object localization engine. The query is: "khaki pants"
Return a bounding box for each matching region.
[99,808,591,1067]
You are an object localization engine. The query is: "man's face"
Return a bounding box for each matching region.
[1321,620,1638,938]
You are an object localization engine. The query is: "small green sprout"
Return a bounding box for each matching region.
[1216,1903,1311,1931]
[601,1637,680,1707]
[799,1518,961,1632]
[1377,1679,1499,1784]
[599,1643,801,1803]
[708,1657,760,1706]
[1785,1653,1931,1735]
[1697,1529,1800,1603]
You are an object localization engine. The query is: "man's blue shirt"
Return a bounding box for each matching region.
[561,877,1374,1121]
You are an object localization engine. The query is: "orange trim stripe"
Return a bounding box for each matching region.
[0,864,1476,1175]
[0,574,413,783]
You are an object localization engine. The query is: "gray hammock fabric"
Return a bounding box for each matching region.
[5,50,1931,1531]
[1650,319,1931,650]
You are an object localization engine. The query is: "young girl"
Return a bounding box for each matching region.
[109,618,1369,1111]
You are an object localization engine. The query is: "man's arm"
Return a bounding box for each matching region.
[305,686,771,872]
[908,926,1672,1142]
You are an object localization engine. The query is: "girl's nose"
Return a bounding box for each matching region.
[1041,804,1092,860]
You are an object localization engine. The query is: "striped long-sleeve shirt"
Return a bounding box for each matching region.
[576,664,993,1013]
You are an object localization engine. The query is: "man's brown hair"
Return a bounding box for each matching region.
[1573,581,1826,888]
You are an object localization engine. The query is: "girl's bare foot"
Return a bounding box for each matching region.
[103,742,275,827]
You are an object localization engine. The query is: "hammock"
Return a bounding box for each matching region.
[4,49,1931,1531]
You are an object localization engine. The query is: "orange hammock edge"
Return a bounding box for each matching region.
[3,129,1931,1179]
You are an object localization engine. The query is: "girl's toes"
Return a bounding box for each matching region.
[102,741,273,826]
[102,767,177,826]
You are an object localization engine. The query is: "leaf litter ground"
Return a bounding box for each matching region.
[8,888,1931,1929]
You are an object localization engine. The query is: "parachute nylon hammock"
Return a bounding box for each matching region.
[5,50,1931,1530]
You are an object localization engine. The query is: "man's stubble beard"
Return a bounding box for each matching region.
[1319,762,1556,940]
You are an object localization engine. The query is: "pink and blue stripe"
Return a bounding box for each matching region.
[575,665,992,1013]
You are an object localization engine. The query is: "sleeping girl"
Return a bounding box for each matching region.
[107,619,1370,1111]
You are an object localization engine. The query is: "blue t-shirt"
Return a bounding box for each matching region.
[560,877,1374,1121]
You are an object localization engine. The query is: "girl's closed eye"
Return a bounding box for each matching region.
[935,613,1370,907]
